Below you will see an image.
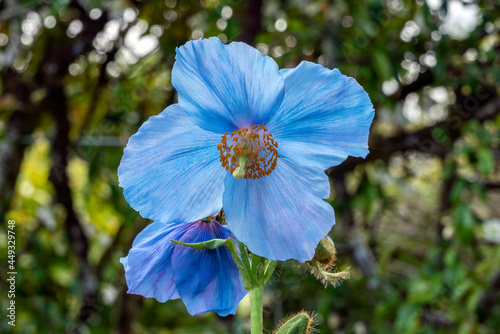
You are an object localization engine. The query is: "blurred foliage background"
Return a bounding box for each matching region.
[1,0,500,333]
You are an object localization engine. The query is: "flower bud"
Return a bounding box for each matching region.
[307,236,349,287]
[274,311,316,334]
[312,236,336,266]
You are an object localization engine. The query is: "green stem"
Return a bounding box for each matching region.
[227,241,277,333]
[249,284,264,334]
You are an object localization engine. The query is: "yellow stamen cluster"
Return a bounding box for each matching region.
[217,125,279,179]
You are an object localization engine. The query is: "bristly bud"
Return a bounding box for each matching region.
[306,237,349,287]
[312,236,336,266]
[273,311,317,334]
[307,259,350,288]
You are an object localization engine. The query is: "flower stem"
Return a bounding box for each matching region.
[227,241,277,333]
[249,284,264,334]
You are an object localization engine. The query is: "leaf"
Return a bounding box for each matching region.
[395,303,420,333]
[478,147,494,175]
[454,205,474,244]
[449,179,466,204]
[373,49,392,81]
[171,238,228,250]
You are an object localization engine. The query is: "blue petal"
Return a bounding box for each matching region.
[223,157,335,262]
[268,61,374,170]
[171,221,247,316]
[120,222,188,302]
[118,104,226,224]
[172,37,285,133]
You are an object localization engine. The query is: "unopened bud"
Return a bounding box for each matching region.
[274,311,316,334]
[312,236,336,266]
[307,236,349,287]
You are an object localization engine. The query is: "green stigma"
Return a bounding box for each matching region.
[232,155,251,179]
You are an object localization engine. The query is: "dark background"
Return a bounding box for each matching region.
[1,0,499,333]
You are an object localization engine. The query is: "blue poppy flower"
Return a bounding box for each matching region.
[118,37,374,262]
[120,219,246,316]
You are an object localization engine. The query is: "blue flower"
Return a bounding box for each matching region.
[120,219,246,316]
[118,37,374,262]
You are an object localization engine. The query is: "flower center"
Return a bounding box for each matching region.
[217,125,279,180]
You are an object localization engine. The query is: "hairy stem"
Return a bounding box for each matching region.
[249,284,264,334]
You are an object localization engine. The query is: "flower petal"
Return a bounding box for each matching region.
[172,37,285,133]
[268,61,374,170]
[118,104,226,223]
[172,221,247,316]
[223,158,335,262]
[120,222,188,302]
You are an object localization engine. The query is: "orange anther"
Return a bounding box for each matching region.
[217,125,279,179]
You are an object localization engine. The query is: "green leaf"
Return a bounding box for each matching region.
[238,241,252,274]
[478,147,494,175]
[395,303,420,333]
[449,179,466,204]
[50,0,70,13]
[373,49,392,81]
[442,161,455,180]
[226,239,253,290]
[263,260,278,283]
[454,205,474,244]
[171,238,228,250]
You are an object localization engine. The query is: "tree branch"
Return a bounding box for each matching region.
[47,83,98,327]
[0,69,40,220]
[477,270,500,322]
[327,96,500,175]
[238,0,263,45]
